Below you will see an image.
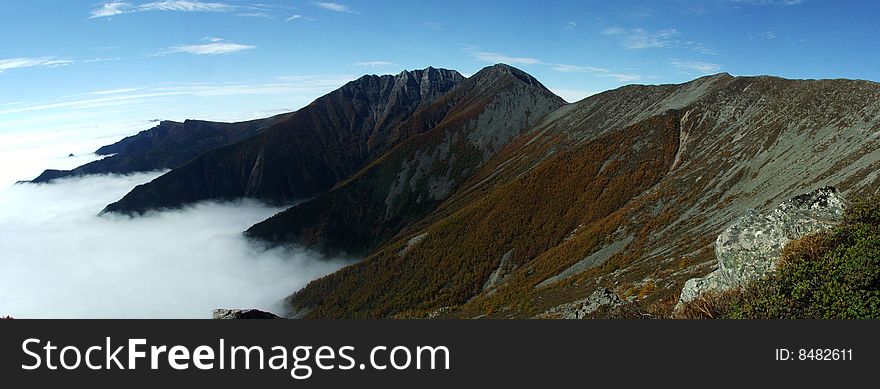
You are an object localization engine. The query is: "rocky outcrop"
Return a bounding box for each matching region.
[676,187,846,308]
[398,233,428,257]
[536,236,633,289]
[539,288,625,319]
[212,309,282,319]
[483,250,517,292]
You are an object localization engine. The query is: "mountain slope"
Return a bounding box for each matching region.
[28,118,279,183]
[283,73,880,318]
[102,67,464,214]
[244,64,566,255]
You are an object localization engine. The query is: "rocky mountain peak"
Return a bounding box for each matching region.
[391,67,465,102]
[472,63,552,92]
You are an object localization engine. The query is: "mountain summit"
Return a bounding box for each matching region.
[244,63,566,254]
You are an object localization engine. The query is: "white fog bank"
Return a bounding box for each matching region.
[0,172,351,318]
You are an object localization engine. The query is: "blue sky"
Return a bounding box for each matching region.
[1,0,878,138]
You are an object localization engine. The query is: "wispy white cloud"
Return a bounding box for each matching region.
[0,57,74,73]
[162,38,255,55]
[549,87,595,103]
[0,75,357,116]
[167,42,255,55]
[603,27,717,55]
[315,2,359,14]
[725,0,806,5]
[88,88,142,96]
[0,55,122,74]
[138,0,234,12]
[466,47,643,83]
[286,14,315,21]
[425,22,442,31]
[354,61,397,67]
[565,21,577,31]
[272,74,357,88]
[82,57,121,64]
[551,64,642,82]
[89,2,131,18]
[235,11,273,18]
[550,64,608,74]
[468,50,544,65]
[670,59,722,75]
[0,94,174,116]
[752,30,777,40]
[89,0,276,19]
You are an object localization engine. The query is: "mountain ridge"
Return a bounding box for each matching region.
[277,70,880,318]
[27,117,283,183]
[101,67,465,214]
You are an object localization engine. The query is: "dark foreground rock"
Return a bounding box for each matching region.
[212,309,282,320]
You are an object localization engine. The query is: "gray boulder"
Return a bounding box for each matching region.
[676,187,845,309]
[540,287,625,319]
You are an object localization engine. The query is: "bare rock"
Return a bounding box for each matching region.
[676,187,846,309]
[540,288,625,319]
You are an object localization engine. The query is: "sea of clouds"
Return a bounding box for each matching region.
[0,124,351,318]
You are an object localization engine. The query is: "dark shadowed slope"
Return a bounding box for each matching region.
[102,67,464,214]
[244,64,566,255]
[28,118,283,183]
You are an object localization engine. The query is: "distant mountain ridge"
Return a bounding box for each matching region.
[101,67,465,213]
[28,117,283,183]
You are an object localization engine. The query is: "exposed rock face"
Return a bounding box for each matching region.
[398,232,428,257]
[536,235,633,289]
[212,309,282,320]
[483,249,516,292]
[539,288,625,319]
[677,187,846,307]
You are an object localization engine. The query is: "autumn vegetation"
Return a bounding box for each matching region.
[287,111,683,318]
